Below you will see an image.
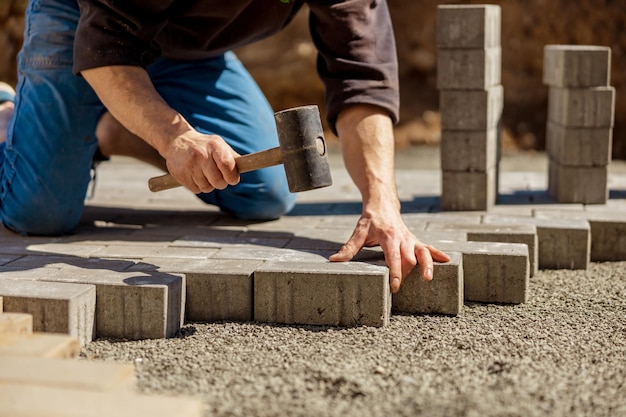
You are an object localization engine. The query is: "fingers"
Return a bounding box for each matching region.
[329,223,368,263]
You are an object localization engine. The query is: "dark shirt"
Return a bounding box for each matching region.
[74,0,399,131]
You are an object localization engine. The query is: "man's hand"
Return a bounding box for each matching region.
[82,65,240,193]
[330,209,450,294]
[330,104,450,293]
[164,130,240,194]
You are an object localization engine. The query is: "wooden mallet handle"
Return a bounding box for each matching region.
[148,147,283,192]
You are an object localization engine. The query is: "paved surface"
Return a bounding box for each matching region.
[2,146,626,416]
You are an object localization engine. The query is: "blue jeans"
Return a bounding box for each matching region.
[0,0,295,236]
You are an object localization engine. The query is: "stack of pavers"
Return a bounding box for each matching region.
[543,45,615,204]
[437,4,503,210]
[0,296,205,416]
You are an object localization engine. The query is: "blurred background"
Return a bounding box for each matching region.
[1,0,624,159]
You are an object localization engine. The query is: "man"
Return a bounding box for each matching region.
[0,0,449,293]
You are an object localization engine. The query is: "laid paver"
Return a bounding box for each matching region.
[0,356,135,392]
[42,267,184,340]
[426,223,538,277]
[0,385,205,417]
[132,258,265,323]
[254,261,391,327]
[0,332,81,358]
[436,4,501,49]
[482,214,591,270]
[534,209,626,261]
[0,313,33,335]
[0,280,96,346]
[393,251,463,316]
[428,240,529,304]
[543,45,611,88]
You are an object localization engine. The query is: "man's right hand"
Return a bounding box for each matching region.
[82,65,241,194]
[164,130,241,194]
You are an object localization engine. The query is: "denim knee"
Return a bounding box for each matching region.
[1,196,82,236]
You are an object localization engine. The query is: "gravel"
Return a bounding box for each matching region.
[81,261,626,417]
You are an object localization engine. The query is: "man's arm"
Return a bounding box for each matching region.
[329,104,450,293]
[81,65,240,193]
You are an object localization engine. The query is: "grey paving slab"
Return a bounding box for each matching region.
[482,215,591,270]
[212,247,331,263]
[0,255,21,266]
[392,252,463,316]
[441,168,497,211]
[548,86,615,128]
[0,267,60,280]
[546,121,612,167]
[437,47,501,90]
[427,240,529,304]
[3,255,135,272]
[170,235,289,249]
[254,261,391,327]
[436,4,501,49]
[543,45,611,88]
[533,209,626,262]
[549,160,608,204]
[440,128,498,172]
[90,245,218,260]
[176,259,263,323]
[42,268,184,340]
[426,223,538,277]
[440,85,503,131]
[0,280,96,346]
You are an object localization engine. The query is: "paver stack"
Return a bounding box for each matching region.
[437,4,503,210]
[543,45,615,204]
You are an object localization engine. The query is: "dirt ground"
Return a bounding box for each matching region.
[81,261,626,417]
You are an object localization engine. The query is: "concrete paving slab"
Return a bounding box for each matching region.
[548,86,615,128]
[428,240,529,304]
[254,261,391,327]
[440,128,498,172]
[0,384,205,417]
[0,313,33,334]
[436,4,501,49]
[437,47,501,90]
[441,167,497,211]
[534,209,626,261]
[0,280,96,346]
[546,121,612,167]
[212,247,331,263]
[0,332,81,358]
[482,215,591,270]
[543,45,611,88]
[549,160,608,204]
[393,252,463,316]
[178,259,263,323]
[90,244,218,260]
[427,223,538,277]
[0,356,135,392]
[42,268,184,340]
[440,85,503,131]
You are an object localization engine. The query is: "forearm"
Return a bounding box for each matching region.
[81,65,193,158]
[336,104,400,213]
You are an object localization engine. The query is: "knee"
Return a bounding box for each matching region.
[1,197,81,236]
[232,189,297,221]
[201,173,297,221]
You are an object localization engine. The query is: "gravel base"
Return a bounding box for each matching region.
[81,262,626,417]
